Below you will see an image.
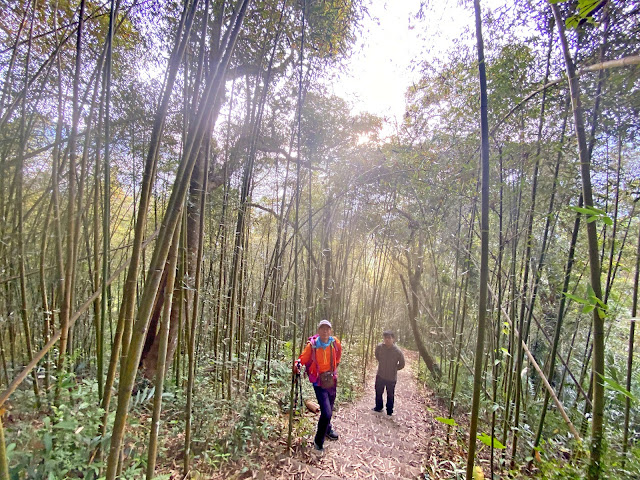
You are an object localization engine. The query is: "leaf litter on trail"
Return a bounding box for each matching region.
[213,349,475,479]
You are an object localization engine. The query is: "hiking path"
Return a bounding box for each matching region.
[269,350,457,479]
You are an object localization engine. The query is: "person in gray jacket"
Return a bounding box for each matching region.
[372,330,405,415]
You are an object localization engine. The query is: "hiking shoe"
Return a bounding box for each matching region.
[372,408,382,412]
[325,429,339,441]
[387,412,393,416]
[313,440,324,452]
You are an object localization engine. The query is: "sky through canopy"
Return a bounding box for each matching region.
[331,0,492,136]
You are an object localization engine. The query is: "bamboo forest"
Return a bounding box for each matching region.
[0,0,638,478]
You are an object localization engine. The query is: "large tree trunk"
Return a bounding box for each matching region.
[139,148,221,379]
[104,1,251,476]
[400,231,440,379]
[100,0,200,424]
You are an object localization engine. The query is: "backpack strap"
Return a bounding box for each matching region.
[329,340,335,373]
[310,341,317,370]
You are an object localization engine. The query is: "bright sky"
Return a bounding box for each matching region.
[330,0,480,131]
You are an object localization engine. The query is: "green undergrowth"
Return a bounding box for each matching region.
[7,349,637,479]
[181,340,366,476]
[1,343,368,479]
[414,353,640,479]
[4,371,132,480]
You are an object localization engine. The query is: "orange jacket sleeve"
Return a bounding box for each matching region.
[298,342,313,367]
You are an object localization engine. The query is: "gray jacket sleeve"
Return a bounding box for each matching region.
[397,347,405,371]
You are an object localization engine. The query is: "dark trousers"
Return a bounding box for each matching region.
[374,375,396,414]
[313,384,336,447]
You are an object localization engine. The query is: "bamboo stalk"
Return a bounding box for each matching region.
[146,224,180,480]
[0,413,8,480]
[551,6,607,478]
[105,4,251,477]
[622,223,640,464]
[0,231,158,408]
[465,0,490,476]
[184,144,210,473]
[488,279,581,442]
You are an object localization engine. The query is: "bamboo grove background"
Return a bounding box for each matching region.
[0,0,639,478]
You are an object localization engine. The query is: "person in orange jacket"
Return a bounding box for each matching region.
[293,319,342,451]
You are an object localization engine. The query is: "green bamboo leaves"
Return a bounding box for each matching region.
[563,285,608,319]
[435,416,458,427]
[435,417,506,450]
[477,433,506,450]
[570,205,613,226]
[547,0,605,29]
[599,374,637,402]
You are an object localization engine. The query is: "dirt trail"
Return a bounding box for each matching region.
[272,350,452,479]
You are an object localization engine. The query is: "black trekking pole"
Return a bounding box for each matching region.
[298,372,303,412]
[292,362,303,414]
[288,361,302,450]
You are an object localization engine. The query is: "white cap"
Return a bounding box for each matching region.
[317,319,332,329]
